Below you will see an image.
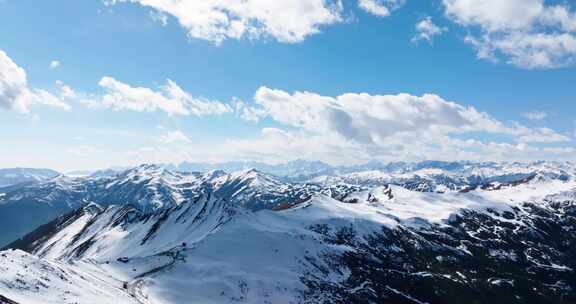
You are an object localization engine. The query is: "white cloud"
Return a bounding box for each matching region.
[94,76,232,116]
[252,86,565,144]
[211,87,574,164]
[443,0,576,68]
[522,110,547,121]
[412,17,447,43]
[465,32,576,69]
[539,5,576,32]
[49,60,61,69]
[105,0,343,44]
[157,130,191,144]
[357,0,404,17]
[0,49,70,113]
[443,0,543,31]
[511,125,569,143]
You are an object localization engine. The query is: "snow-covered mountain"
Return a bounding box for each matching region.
[174,160,576,184]
[0,164,357,247]
[0,161,575,303]
[1,161,574,247]
[0,168,60,188]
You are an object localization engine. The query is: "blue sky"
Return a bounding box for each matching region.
[0,0,575,171]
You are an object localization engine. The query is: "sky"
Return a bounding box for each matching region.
[0,0,575,172]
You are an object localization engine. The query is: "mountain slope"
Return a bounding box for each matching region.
[303,190,576,304]
[0,249,141,304]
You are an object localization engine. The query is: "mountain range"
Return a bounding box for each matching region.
[0,160,575,303]
[0,168,60,188]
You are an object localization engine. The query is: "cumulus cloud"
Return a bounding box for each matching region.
[357,0,404,17]
[443,0,576,68]
[522,110,547,121]
[412,17,447,43]
[105,0,343,44]
[157,130,191,144]
[0,49,70,113]
[208,87,574,164]
[252,86,566,144]
[93,76,232,116]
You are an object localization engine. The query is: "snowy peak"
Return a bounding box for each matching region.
[116,163,182,183]
[225,168,282,188]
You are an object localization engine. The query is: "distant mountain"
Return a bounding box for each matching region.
[176,159,334,179]
[65,167,126,178]
[174,160,576,183]
[0,168,60,187]
[309,161,576,192]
